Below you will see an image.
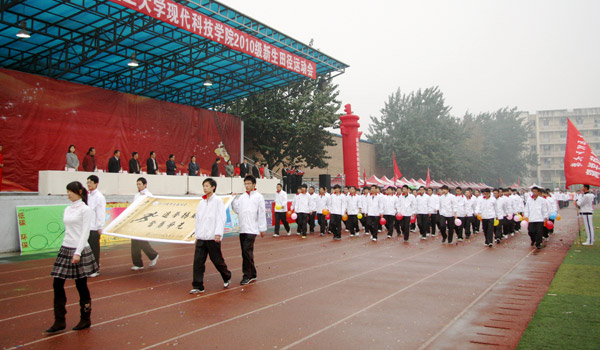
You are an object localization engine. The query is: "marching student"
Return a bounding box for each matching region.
[503,190,516,236]
[464,188,476,239]
[393,187,404,237]
[328,185,346,240]
[359,187,370,232]
[476,188,497,247]
[315,186,330,236]
[291,184,311,238]
[395,185,416,242]
[410,189,418,232]
[511,189,524,232]
[190,178,232,294]
[438,185,457,244]
[428,187,440,236]
[231,175,267,285]
[131,177,160,270]
[454,187,467,242]
[345,186,361,237]
[365,185,382,241]
[415,186,430,240]
[473,189,483,233]
[273,183,290,237]
[86,175,106,277]
[493,189,506,243]
[308,186,318,234]
[382,186,397,238]
[577,184,595,245]
[46,181,98,333]
[524,186,549,249]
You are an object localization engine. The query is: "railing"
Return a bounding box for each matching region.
[243,156,282,180]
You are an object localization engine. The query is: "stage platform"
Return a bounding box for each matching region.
[0,208,577,349]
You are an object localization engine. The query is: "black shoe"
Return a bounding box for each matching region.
[496,238,501,244]
[442,238,447,244]
[240,278,251,285]
[46,320,66,333]
[536,244,543,250]
[530,241,535,246]
[72,318,91,331]
[488,243,493,247]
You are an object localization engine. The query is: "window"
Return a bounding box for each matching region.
[542,119,550,127]
[560,117,567,126]
[531,145,537,152]
[559,145,566,151]
[560,132,566,139]
[575,116,584,124]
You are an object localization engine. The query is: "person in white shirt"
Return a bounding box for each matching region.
[577,184,595,245]
[273,183,290,237]
[463,188,476,239]
[47,181,98,333]
[428,188,440,236]
[232,175,267,285]
[359,187,369,232]
[494,189,508,242]
[524,186,549,249]
[395,185,416,242]
[291,184,311,238]
[131,177,160,270]
[342,186,351,232]
[502,189,515,237]
[473,189,483,233]
[315,186,330,236]
[415,186,430,240]
[382,186,397,238]
[308,186,318,233]
[328,185,346,240]
[454,187,467,242]
[364,185,382,241]
[189,178,232,294]
[86,175,106,278]
[475,188,497,247]
[511,189,524,232]
[345,186,362,237]
[438,185,457,244]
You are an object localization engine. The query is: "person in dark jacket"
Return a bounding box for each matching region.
[188,155,200,176]
[240,159,250,178]
[146,151,158,175]
[211,158,221,176]
[128,152,141,174]
[166,154,177,175]
[107,150,121,173]
[252,161,260,178]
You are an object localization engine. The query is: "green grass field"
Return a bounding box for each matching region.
[517,210,600,350]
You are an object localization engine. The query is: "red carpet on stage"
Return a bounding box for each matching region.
[0,68,241,191]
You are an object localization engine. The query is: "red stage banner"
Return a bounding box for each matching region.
[109,0,316,79]
[0,68,241,191]
[564,118,600,188]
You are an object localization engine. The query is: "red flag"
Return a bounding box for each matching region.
[564,118,600,187]
[426,168,431,187]
[393,152,402,185]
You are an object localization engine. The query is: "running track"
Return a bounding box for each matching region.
[0,208,578,349]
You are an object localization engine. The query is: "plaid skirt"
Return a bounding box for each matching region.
[51,246,98,279]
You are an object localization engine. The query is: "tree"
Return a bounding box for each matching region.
[224,77,341,170]
[367,86,465,180]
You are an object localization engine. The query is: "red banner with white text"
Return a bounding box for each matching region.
[109,0,316,79]
[0,68,241,191]
[564,118,600,188]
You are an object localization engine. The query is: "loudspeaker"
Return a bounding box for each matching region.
[319,174,331,191]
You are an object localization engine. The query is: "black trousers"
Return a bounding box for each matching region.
[367,216,379,239]
[308,211,316,232]
[473,216,480,232]
[297,212,308,236]
[440,216,455,243]
[394,215,402,237]
[131,239,158,267]
[239,233,257,280]
[454,216,466,239]
[88,230,101,266]
[384,215,395,236]
[528,222,544,247]
[347,215,359,235]
[274,212,290,235]
[417,214,429,237]
[330,214,342,238]
[192,239,231,289]
[360,216,367,231]
[430,213,439,235]
[482,218,494,244]
[399,216,411,240]
[503,216,514,236]
[317,213,328,233]
[464,216,474,238]
[494,217,504,240]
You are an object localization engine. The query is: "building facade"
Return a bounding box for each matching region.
[524,107,600,189]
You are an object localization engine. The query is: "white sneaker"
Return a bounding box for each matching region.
[189,288,205,294]
[372,238,377,242]
[89,272,100,278]
[287,231,291,236]
[131,266,144,271]
[421,236,427,240]
[273,234,279,237]
[582,242,592,245]
[149,255,159,267]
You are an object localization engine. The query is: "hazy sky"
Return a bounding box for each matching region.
[222,0,600,133]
